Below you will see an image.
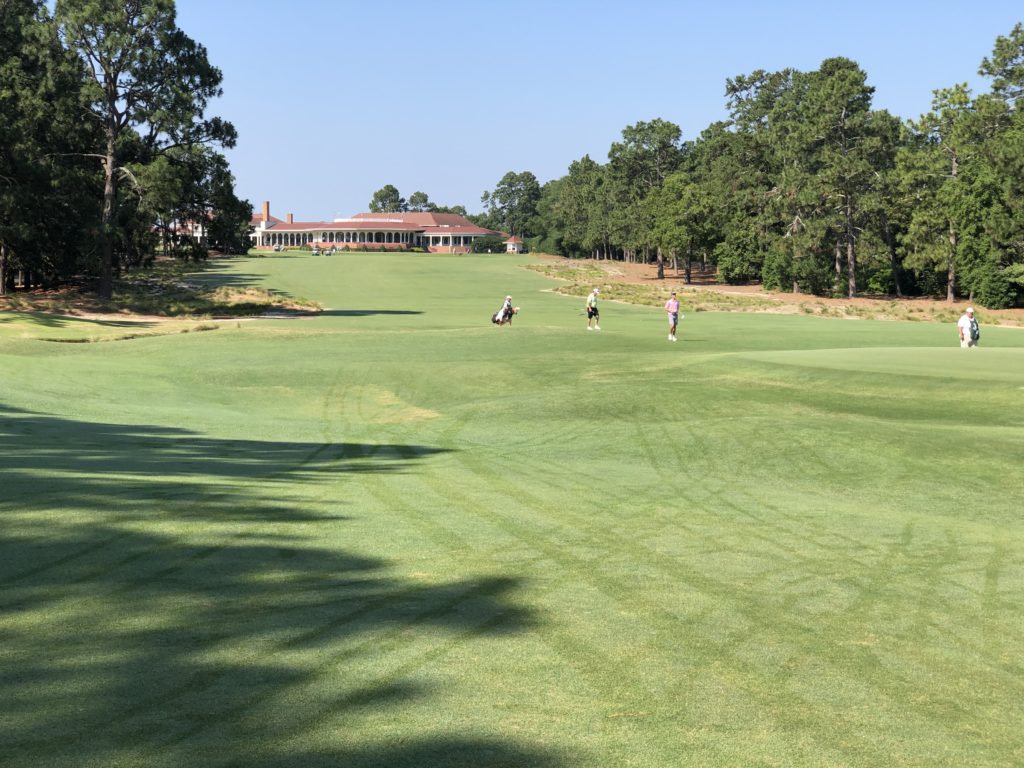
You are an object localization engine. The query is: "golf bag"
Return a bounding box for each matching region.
[492,303,514,325]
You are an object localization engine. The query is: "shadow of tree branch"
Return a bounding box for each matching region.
[0,404,568,767]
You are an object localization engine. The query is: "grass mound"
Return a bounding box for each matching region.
[0,257,321,318]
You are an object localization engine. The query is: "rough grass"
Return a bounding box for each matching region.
[555,280,780,312]
[525,259,1021,325]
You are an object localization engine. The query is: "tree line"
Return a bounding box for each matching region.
[0,0,249,298]
[469,25,1024,307]
[367,185,469,217]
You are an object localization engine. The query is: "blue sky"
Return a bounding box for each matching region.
[173,0,1022,220]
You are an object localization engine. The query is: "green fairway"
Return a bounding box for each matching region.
[1,253,1022,768]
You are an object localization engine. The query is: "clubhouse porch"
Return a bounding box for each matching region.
[250,203,502,253]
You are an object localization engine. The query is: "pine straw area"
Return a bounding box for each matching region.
[0,257,321,321]
[526,255,1024,327]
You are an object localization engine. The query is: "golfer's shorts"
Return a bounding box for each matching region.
[668,312,678,325]
[587,307,599,318]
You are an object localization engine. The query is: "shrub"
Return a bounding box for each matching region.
[715,240,762,284]
[974,267,1014,309]
[471,235,507,254]
[760,250,790,292]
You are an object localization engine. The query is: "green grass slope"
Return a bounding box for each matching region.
[1,253,1022,767]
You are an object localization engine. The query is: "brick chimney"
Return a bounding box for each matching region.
[262,200,270,223]
[287,213,293,224]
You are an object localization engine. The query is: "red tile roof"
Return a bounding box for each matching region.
[351,212,473,226]
[421,224,498,236]
[352,212,499,234]
[257,210,500,236]
[266,220,422,231]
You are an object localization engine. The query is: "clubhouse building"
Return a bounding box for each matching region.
[250,201,502,253]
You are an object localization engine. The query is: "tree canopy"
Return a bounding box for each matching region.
[0,0,247,296]
[516,25,1024,307]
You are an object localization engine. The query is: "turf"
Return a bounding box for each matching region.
[1,253,1022,767]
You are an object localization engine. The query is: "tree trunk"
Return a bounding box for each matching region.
[947,152,958,303]
[846,237,856,298]
[846,199,856,298]
[835,240,842,290]
[879,210,903,297]
[99,132,117,300]
[947,227,957,303]
[889,247,903,297]
[0,242,7,297]
[656,247,665,279]
[684,251,691,284]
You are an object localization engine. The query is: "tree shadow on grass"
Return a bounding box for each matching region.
[0,310,160,329]
[318,309,424,317]
[250,310,426,320]
[177,260,426,320]
[0,405,567,768]
[1,411,440,478]
[183,260,292,295]
[0,405,446,521]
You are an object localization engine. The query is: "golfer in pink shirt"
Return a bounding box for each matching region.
[664,291,680,341]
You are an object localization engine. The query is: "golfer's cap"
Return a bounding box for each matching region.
[594,288,599,293]
[967,306,975,313]
[506,295,512,299]
[671,291,676,295]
